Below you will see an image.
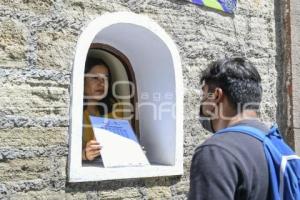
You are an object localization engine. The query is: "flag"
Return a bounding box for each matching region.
[190,0,237,14]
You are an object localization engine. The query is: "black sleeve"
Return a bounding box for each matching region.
[188,145,244,200]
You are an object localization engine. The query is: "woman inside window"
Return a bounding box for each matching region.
[82,57,123,161]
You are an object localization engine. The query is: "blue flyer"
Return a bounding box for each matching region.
[89,116,138,143]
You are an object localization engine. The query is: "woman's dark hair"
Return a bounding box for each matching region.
[200,57,262,111]
[84,56,116,115]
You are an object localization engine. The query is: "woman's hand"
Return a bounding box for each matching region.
[84,140,102,161]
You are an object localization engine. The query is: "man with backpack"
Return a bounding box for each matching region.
[188,57,300,200]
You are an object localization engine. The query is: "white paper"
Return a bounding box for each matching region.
[93,128,150,168]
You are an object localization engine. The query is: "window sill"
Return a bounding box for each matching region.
[69,164,183,182]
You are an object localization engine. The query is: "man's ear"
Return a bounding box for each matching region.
[214,88,223,103]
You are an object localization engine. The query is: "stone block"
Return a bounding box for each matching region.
[236,0,274,16]
[0,0,54,15]
[0,83,69,117]
[10,190,67,200]
[36,31,76,70]
[0,18,27,68]
[184,89,201,122]
[3,179,48,194]
[0,158,52,181]
[171,181,189,196]
[66,0,130,17]
[0,127,68,148]
[147,186,172,199]
[99,187,142,199]
[0,145,68,161]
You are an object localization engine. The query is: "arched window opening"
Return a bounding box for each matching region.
[68,12,183,182]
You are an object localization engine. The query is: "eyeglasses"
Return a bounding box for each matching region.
[84,73,109,82]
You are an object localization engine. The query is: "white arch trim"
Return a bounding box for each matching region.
[68,12,183,182]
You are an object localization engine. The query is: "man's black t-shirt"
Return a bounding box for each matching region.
[189,119,270,200]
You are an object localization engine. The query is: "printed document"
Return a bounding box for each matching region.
[90,116,150,168]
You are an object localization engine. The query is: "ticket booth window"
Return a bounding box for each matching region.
[68,12,183,182]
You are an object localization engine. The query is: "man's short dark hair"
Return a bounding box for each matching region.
[200,57,262,111]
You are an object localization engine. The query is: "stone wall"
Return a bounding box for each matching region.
[0,0,279,199]
[290,0,300,153]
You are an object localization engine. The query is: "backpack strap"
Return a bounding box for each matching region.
[215,123,281,141]
[215,125,266,141]
[214,124,283,163]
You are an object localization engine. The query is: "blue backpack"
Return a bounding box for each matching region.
[215,123,300,200]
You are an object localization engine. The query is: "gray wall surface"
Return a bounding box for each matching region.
[0,0,287,199]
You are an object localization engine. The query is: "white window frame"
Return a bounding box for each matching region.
[68,12,183,182]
